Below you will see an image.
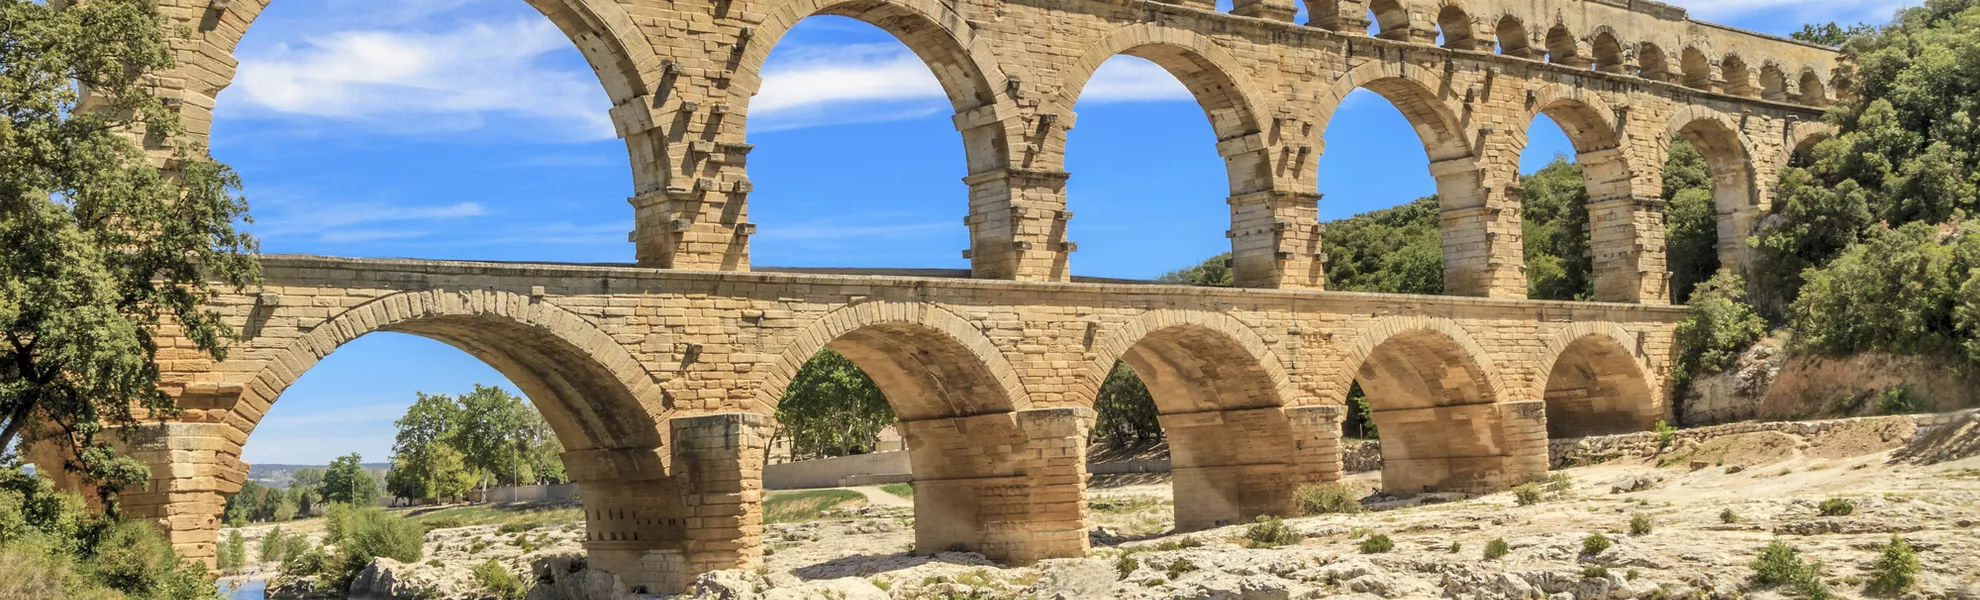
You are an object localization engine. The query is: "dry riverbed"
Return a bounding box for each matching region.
[228,417,1980,599]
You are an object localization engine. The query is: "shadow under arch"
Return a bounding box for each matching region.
[1084,310,1312,530]
[761,302,1090,564]
[1055,23,1272,196]
[1336,317,1527,495]
[1534,324,1662,438]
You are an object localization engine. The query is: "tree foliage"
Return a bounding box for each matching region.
[1158,254,1234,286]
[1321,197,1444,295]
[1522,157,1594,300]
[0,0,259,495]
[384,386,562,500]
[320,454,378,506]
[1090,362,1161,448]
[1663,140,1722,303]
[775,350,895,460]
[0,464,214,599]
[1672,271,1769,401]
[1790,222,1980,358]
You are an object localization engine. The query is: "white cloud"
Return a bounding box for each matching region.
[1676,0,1909,23]
[224,18,613,140]
[1079,58,1194,103]
[252,200,488,242]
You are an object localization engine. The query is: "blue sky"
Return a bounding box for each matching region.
[219,0,1907,465]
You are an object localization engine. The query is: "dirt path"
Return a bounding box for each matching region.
[846,485,912,507]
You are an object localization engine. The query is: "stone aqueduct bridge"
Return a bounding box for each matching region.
[114,0,1836,592]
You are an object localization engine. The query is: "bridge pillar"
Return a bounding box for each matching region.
[1162,408,1295,530]
[900,407,1091,562]
[565,413,770,595]
[1231,0,1299,22]
[1589,195,1672,304]
[964,169,1073,282]
[28,421,248,569]
[1229,190,1324,289]
[1432,158,1526,298]
[1370,401,1547,495]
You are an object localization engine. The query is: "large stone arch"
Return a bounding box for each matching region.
[756,301,1028,420]
[757,302,1089,563]
[1318,61,1474,163]
[1533,323,1662,438]
[1054,24,1272,196]
[1523,84,1631,198]
[1334,316,1527,494]
[1665,106,1761,269]
[234,290,664,450]
[1082,310,1304,530]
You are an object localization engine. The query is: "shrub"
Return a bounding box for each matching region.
[1448,541,1462,554]
[1113,554,1139,580]
[1720,508,1740,524]
[322,503,356,545]
[1655,420,1678,451]
[1358,534,1394,554]
[1295,484,1363,515]
[1672,271,1767,390]
[1544,473,1574,494]
[1878,387,1919,415]
[1868,536,1919,594]
[217,530,247,570]
[1243,516,1300,548]
[325,507,426,589]
[260,527,287,564]
[471,558,527,600]
[1628,514,1653,536]
[1483,539,1510,560]
[1583,566,1610,578]
[1513,483,1543,506]
[497,521,538,535]
[1164,558,1197,580]
[1818,498,1855,516]
[1751,540,1816,586]
[1581,533,1612,555]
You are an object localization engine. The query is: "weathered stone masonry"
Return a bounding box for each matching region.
[99,256,1681,593]
[86,0,1842,593]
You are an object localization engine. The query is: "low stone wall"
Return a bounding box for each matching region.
[477,483,581,503]
[1547,410,1980,469]
[764,450,912,490]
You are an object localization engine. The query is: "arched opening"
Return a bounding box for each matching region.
[1316,73,1474,296]
[201,292,676,591]
[1522,96,1643,302]
[1760,64,1790,100]
[1798,70,1829,106]
[1671,116,1756,278]
[1497,17,1537,59]
[763,309,1087,566]
[1063,42,1264,281]
[212,1,633,264]
[744,12,990,269]
[1681,47,1715,90]
[1545,24,1582,67]
[1352,328,1517,495]
[1722,55,1756,96]
[1438,6,1478,50]
[1114,324,1295,531]
[1638,43,1673,82]
[1543,334,1659,438]
[1368,0,1412,40]
[1592,32,1625,73]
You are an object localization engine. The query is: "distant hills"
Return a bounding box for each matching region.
[246,462,389,489]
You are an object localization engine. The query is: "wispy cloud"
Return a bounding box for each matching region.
[1679,0,1909,23]
[251,199,488,243]
[223,17,613,141]
[751,47,1194,131]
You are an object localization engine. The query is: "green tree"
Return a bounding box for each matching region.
[1091,362,1161,448]
[1790,222,1980,358]
[388,444,474,504]
[1521,157,1594,300]
[1662,139,1722,303]
[0,0,259,498]
[774,350,895,460]
[1158,254,1234,286]
[321,454,378,506]
[520,407,565,484]
[1321,197,1444,295]
[451,385,531,487]
[1672,271,1769,409]
[0,464,215,599]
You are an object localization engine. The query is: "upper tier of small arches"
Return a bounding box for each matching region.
[1217,0,1839,107]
